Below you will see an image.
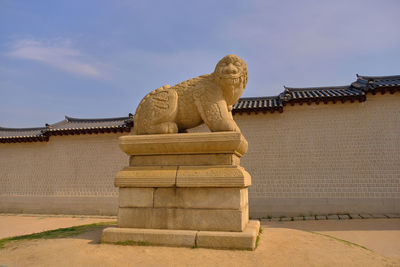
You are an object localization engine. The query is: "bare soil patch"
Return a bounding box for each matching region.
[0,226,398,267]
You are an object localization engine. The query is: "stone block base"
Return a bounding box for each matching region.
[117,205,249,232]
[102,220,260,250]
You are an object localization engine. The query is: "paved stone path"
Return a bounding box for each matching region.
[259,213,400,222]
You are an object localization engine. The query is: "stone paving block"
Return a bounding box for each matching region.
[359,214,372,219]
[327,215,339,220]
[385,214,400,218]
[371,214,388,219]
[316,215,327,220]
[349,214,362,219]
[338,214,350,220]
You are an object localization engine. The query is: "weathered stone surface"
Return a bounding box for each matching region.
[338,214,350,220]
[370,214,387,219]
[110,130,254,249]
[119,188,154,208]
[115,166,177,187]
[118,205,248,232]
[385,214,400,218]
[119,132,248,157]
[327,214,339,220]
[154,188,248,209]
[349,214,362,219]
[115,164,251,188]
[176,165,251,187]
[130,154,240,166]
[101,227,197,247]
[133,55,248,135]
[102,220,260,250]
[197,220,260,250]
[360,214,373,219]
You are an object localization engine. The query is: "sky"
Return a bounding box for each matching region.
[1,0,399,128]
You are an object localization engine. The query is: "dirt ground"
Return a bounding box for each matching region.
[1,222,399,267]
[263,218,400,259]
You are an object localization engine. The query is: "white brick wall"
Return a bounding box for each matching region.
[0,134,127,215]
[235,93,400,216]
[0,93,399,216]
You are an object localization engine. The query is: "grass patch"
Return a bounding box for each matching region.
[255,226,263,249]
[308,231,370,251]
[0,221,116,249]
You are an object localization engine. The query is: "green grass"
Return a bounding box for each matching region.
[255,226,263,249]
[0,221,116,249]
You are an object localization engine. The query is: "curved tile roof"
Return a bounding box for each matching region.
[280,85,366,104]
[0,115,133,143]
[49,116,133,131]
[1,74,399,143]
[233,96,283,114]
[352,74,400,92]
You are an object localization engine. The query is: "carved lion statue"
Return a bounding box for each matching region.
[133,54,248,135]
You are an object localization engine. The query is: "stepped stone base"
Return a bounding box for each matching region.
[102,132,257,250]
[102,220,260,250]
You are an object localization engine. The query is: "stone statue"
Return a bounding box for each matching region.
[133,54,248,135]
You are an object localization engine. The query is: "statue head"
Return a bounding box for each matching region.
[214,54,248,104]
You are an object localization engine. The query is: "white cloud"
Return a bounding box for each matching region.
[7,38,101,77]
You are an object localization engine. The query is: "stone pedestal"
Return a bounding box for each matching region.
[102,132,260,250]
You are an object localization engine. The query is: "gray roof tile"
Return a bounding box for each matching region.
[353,74,400,92]
[0,115,133,143]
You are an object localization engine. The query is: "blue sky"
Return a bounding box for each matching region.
[1,0,399,127]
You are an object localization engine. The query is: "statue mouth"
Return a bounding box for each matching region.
[219,75,243,86]
[220,73,242,79]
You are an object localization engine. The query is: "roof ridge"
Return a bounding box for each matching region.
[283,85,350,91]
[238,96,280,100]
[64,115,131,122]
[356,74,400,80]
[0,126,46,131]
